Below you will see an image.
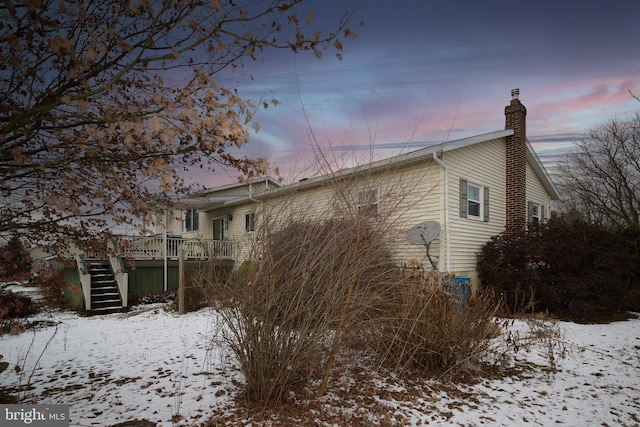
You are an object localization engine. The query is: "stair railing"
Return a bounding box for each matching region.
[75,253,92,311]
[107,253,128,308]
[108,238,129,308]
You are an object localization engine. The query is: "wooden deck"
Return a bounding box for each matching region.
[115,236,235,260]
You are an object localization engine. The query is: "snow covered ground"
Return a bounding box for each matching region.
[1,301,639,426]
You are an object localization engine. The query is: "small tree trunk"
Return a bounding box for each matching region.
[316,281,354,398]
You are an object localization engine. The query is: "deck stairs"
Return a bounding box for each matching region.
[86,259,124,315]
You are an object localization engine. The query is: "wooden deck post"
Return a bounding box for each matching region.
[178,247,185,315]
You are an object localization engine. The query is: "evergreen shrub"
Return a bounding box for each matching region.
[478,216,639,322]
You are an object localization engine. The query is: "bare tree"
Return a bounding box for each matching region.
[558,112,640,228]
[0,0,355,253]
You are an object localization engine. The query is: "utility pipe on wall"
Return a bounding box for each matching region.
[433,151,451,272]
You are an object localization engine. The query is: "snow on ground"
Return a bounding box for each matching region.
[0,305,240,426]
[440,320,640,426]
[1,303,639,427]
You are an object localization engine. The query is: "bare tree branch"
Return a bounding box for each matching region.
[0,0,357,254]
[558,112,640,228]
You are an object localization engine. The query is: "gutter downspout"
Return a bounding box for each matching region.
[433,151,451,272]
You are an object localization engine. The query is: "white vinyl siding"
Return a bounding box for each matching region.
[164,211,183,235]
[239,164,445,268]
[218,140,507,273]
[526,161,552,226]
[379,163,443,267]
[447,139,507,273]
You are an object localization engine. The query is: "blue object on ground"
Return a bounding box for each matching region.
[447,276,471,311]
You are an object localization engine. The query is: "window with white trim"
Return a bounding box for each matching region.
[244,212,255,233]
[528,202,545,227]
[467,182,482,219]
[183,208,199,232]
[460,178,489,222]
[356,187,379,219]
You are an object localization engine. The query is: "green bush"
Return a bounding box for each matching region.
[619,225,640,285]
[478,216,639,322]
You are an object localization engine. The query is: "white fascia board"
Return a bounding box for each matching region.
[439,129,514,153]
[201,176,280,193]
[175,195,245,210]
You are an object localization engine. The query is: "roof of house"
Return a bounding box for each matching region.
[176,177,280,211]
[221,129,560,207]
[200,177,281,194]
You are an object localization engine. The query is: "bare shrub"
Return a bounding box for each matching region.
[0,289,34,324]
[497,316,567,373]
[200,141,511,402]
[361,271,503,379]
[218,278,328,404]
[213,216,399,404]
[181,261,218,313]
[260,217,398,327]
[129,290,176,306]
[199,213,566,409]
[0,236,32,282]
[172,257,235,313]
[31,265,71,309]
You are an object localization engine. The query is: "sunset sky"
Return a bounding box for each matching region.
[208,0,640,185]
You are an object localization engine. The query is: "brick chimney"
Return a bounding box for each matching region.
[504,88,527,234]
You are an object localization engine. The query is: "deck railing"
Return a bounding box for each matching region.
[116,236,235,260]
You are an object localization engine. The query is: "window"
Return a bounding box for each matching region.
[467,183,481,219]
[183,209,199,232]
[356,187,379,219]
[212,217,229,240]
[460,179,489,222]
[244,212,255,233]
[528,202,545,227]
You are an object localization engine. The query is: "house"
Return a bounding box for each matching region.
[65,90,559,313]
[63,179,279,313]
[163,89,560,286]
